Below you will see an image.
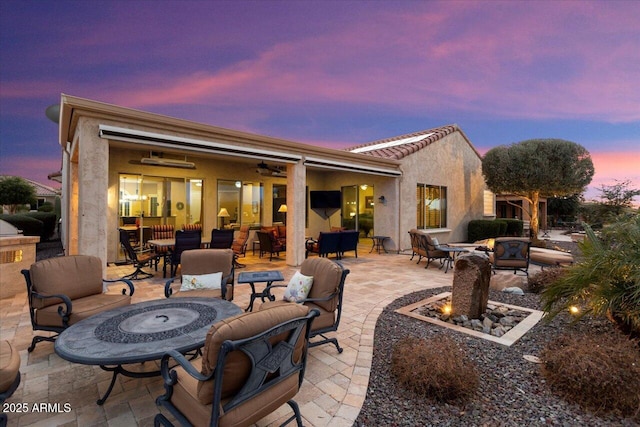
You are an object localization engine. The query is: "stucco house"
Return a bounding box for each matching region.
[54,94,491,269]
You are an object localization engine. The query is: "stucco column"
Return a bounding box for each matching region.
[286,162,306,266]
[75,118,109,268]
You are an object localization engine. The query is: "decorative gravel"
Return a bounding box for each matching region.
[354,287,638,427]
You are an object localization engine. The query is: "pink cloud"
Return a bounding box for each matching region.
[70,2,637,125]
[1,156,62,188]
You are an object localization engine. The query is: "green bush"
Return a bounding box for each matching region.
[0,214,43,237]
[501,219,524,236]
[37,201,54,212]
[542,214,640,337]
[25,212,57,240]
[468,219,507,242]
[541,331,640,419]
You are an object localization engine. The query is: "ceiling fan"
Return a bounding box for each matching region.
[256,161,286,177]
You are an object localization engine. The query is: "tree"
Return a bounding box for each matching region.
[0,176,36,214]
[482,139,594,238]
[597,179,640,218]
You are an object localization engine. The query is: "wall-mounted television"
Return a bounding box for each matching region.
[310,190,342,209]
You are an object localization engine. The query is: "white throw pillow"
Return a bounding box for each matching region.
[283,271,313,302]
[180,272,223,291]
[431,237,440,247]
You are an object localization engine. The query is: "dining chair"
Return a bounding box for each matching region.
[167,230,202,278]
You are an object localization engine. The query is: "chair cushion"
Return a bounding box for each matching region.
[301,258,343,312]
[30,255,104,309]
[34,293,131,327]
[283,271,313,302]
[197,304,309,405]
[181,249,233,277]
[171,357,299,427]
[0,340,20,393]
[181,272,223,291]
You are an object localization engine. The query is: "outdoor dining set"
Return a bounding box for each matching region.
[6,223,351,426]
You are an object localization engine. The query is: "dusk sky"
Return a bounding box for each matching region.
[1,0,638,202]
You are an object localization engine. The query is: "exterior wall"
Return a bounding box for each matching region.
[398,131,485,249]
[0,235,39,299]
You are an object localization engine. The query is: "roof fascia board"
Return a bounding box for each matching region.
[60,93,401,169]
[304,156,402,177]
[99,125,301,163]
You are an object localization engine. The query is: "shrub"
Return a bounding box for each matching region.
[528,268,567,294]
[0,214,43,237]
[468,220,507,242]
[542,215,640,337]
[501,218,524,236]
[541,331,640,419]
[24,212,57,240]
[391,335,478,402]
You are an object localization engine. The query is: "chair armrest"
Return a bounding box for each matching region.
[159,349,211,386]
[300,292,338,304]
[31,291,73,324]
[104,278,135,296]
[164,278,176,298]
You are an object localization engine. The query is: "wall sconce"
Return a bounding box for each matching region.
[378,196,386,204]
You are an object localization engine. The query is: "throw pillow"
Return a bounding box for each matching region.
[180,272,223,291]
[431,237,440,247]
[283,271,313,302]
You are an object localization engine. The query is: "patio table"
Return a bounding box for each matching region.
[54,297,241,405]
[237,270,284,312]
[435,245,470,273]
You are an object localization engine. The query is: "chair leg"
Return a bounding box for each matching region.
[28,334,58,352]
[282,400,303,427]
[310,334,343,353]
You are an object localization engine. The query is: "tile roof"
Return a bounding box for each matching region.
[1,175,60,197]
[344,124,461,160]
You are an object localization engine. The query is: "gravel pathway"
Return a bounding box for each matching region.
[354,287,639,427]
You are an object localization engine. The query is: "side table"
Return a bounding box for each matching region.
[237,270,284,312]
[370,235,389,254]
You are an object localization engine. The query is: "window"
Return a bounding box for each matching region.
[484,190,495,217]
[416,184,447,229]
[217,180,263,229]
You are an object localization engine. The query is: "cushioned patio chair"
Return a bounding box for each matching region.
[256,230,285,261]
[0,340,21,427]
[154,304,319,427]
[119,229,156,280]
[338,230,360,259]
[167,230,202,277]
[151,224,175,271]
[305,231,341,259]
[164,249,235,301]
[231,225,250,268]
[420,233,450,269]
[260,257,350,353]
[491,237,531,276]
[21,255,134,352]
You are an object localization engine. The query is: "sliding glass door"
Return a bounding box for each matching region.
[118,174,203,259]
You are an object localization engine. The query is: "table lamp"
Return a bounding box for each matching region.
[217,208,230,229]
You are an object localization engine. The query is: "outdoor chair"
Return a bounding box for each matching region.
[209,228,234,249]
[231,224,250,265]
[256,230,285,261]
[119,229,157,280]
[154,304,319,427]
[420,232,450,269]
[167,230,202,277]
[21,255,134,352]
[338,230,359,259]
[182,223,202,233]
[151,224,175,271]
[490,237,531,276]
[305,231,341,259]
[0,340,21,427]
[260,257,350,353]
[164,249,235,301]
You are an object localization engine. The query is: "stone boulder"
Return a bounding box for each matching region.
[451,253,491,319]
